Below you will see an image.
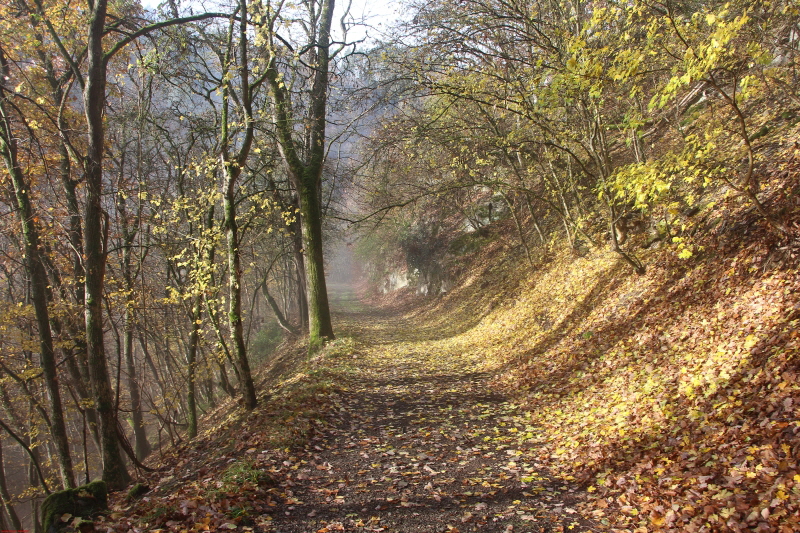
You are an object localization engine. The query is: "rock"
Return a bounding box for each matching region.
[42,480,108,533]
[126,482,150,501]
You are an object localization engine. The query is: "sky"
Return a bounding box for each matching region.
[138,0,404,44]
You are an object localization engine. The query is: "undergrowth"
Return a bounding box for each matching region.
[100,337,360,532]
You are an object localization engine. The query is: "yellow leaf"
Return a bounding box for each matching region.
[743,335,758,350]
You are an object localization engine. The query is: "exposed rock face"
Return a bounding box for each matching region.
[415,262,451,296]
[382,269,412,293]
[379,265,452,296]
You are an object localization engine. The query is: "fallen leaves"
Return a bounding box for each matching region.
[254,321,591,532]
[101,187,799,533]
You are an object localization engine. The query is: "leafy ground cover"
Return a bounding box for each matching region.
[97,157,798,533]
[388,161,800,531]
[98,287,592,533]
[263,295,593,533]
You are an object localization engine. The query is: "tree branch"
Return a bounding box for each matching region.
[104,12,232,62]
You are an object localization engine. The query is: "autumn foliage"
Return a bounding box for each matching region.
[367,169,800,531]
[2,0,800,531]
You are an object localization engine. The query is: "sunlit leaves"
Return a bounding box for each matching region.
[649,6,753,111]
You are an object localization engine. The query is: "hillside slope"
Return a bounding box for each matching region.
[375,160,800,531]
[96,159,799,533]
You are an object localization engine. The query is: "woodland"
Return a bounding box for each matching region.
[0,0,798,531]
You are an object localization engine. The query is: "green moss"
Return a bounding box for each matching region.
[221,458,275,488]
[204,459,275,504]
[126,483,150,501]
[748,125,769,141]
[449,231,493,256]
[307,333,325,354]
[42,480,108,533]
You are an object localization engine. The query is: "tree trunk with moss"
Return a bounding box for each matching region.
[41,480,107,533]
[223,173,257,409]
[0,79,76,490]
[265,0,337,351]
[219,0,258,409]
[297,175,334,350]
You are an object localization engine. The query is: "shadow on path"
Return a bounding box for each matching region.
[266,286,596,533]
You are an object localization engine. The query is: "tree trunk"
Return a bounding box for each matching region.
[291,211,309,331]
[218,0,258,408]
[524,195,546,244]
[198,206,220,408]
[203,370,216,409]
[186,293,202,438]
[297,179,335,350]
[0,92,76,490]
[223,175,257,409]
[261,281,299,335]
[124,310,150,460]
[33,11,103,458]
[501,191,534,268]
[118,190,151,461]
[31,500,41,533]
[217,360,236,397]
[266,0,337,351]
[84,0,131,489]
[57,153,104,454]
[605,195,645,275]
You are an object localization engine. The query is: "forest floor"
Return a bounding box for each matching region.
[101,169,800,533]
[261,284,594,533]
[102,284,595,533]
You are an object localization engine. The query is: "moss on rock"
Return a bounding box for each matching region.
[126,483,149,501]
[42,480,108,533]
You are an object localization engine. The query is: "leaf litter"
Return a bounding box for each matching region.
[98,167,800,533]
[99,296,593,533]
[266,315,594,533]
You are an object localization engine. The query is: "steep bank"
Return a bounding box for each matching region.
[98,172,799,533]
[370,168,800,531]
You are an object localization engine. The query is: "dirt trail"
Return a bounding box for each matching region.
[267,287,593,533]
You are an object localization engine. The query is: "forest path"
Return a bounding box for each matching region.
[266,285,591,533]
